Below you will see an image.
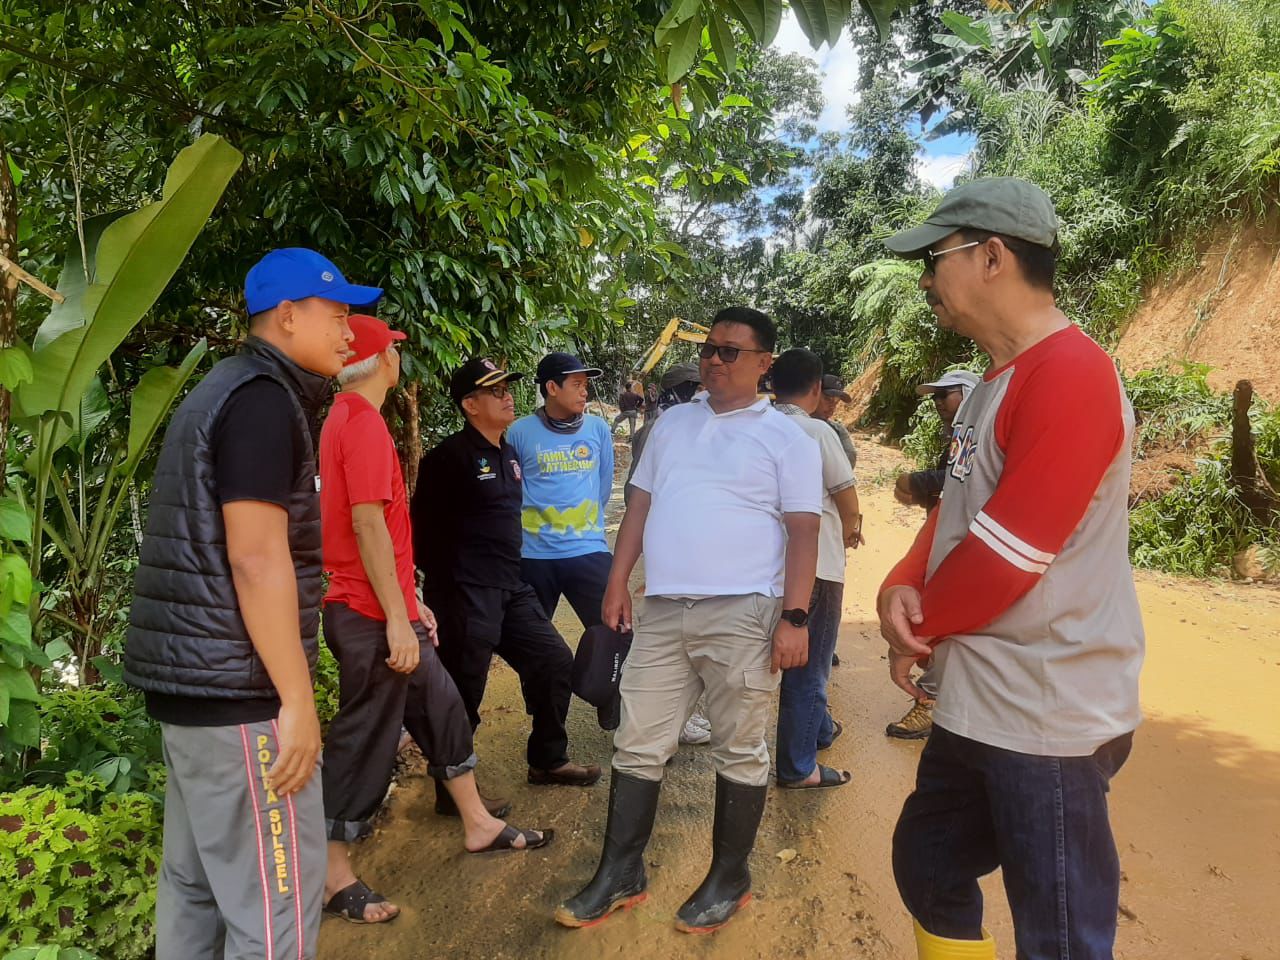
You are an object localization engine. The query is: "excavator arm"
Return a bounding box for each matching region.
[632,317,710,377]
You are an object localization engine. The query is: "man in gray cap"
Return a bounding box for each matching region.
[813,373,858,472]
[876,178,1144,960]
[886,368,980,742]
[624,362,701,503]
[894,370,981,513]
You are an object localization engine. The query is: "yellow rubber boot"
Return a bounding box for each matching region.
[914,919,997,959]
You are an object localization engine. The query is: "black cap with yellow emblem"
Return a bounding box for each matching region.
[449,357,525,407]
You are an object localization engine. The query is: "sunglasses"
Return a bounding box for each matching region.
[931,388,961,404]
[698,342,771,364]
[922,240,982,273]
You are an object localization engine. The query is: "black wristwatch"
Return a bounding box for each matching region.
[781,607,809,628]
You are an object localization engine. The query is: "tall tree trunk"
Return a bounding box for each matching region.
[0,138,18,481]
[389,380,422,495]
[1231,379,1277,525]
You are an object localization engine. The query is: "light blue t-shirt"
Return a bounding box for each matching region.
[507,412,614,560]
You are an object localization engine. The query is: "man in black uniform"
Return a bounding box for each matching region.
[411,357,602,812]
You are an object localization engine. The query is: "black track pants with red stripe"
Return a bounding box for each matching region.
[156,720,325,960]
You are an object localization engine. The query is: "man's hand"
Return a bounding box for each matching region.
[889,651,927,700]
[878,585,933,657]
[893,474,916,507]
[770,621,809,674]
[845,521,865,550]
[417,599,439,646]
[385,617,420,674]
[267,698,322,796]
[602,580,633,633]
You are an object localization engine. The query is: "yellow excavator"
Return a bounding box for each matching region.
[630,317,709,378]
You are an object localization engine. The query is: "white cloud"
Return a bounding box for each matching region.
[917,152,970,190]
[770,13,861,133]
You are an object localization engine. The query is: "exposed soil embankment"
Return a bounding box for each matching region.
[1116,215,1280,402]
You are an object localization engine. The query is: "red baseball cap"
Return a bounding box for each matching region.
[345,314,407,366]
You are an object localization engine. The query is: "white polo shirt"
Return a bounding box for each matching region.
[775,403,856,584]
[629,394,822,597]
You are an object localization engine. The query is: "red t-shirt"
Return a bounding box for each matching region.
[320,393,418,622]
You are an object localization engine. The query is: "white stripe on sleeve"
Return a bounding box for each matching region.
[970,519,1051,574]
[974,510,1057,563]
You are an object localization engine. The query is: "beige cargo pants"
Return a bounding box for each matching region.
[613,594,782,787]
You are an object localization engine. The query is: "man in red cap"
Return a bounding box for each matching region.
[318,317,551,924]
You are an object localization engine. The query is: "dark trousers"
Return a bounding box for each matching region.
[775,578,843,782]
[320,603,477,842]
[430,581,573,771]
[520,551,612,628]
[893,725,1134,959]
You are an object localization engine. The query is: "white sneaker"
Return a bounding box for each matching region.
[680,716,711,745]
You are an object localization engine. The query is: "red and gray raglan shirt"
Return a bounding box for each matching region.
[881,325,1145,757]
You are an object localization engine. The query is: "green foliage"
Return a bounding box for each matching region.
[1129,458,1269,575]
[3,946,100,960]
[900,401,946,469]
[314,641,342,730]
[11,687,165,800]
[1124,364,1232,451]
[0,783,161,958]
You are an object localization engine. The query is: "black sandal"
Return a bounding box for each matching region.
[467,824,555,854]
[324,879,399,924]
[778,764,852,790]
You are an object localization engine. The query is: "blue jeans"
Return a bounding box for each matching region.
[775,578,843,783]
[893,725,1134,959]
[521,551,613,629]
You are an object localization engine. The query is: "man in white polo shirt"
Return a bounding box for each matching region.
[555,307,822,935]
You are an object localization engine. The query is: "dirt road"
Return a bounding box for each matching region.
[320,439,1280,960]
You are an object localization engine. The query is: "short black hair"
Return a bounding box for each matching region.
[248,310,272,331]
[960,229,1058,292]
[770,348,823,398]
[537,376,565,400]
[710,306,776,353]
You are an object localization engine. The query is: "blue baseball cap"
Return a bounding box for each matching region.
[244,248,383,316]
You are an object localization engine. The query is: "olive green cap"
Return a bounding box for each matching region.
[885,177,1059,257]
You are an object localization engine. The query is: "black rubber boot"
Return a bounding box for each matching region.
[674,774,767,934]
[554,771,661,928]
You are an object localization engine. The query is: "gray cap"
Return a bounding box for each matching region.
[821,374,851,402]
[916,369,981,398]
[659,362,700,390]
[885,177,1059,257]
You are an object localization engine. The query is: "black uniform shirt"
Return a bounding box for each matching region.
[411,422,525,593]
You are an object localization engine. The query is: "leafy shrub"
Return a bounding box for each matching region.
[1129,457,1270,575]
[0,780,160,958]
[3,947,100,960]
[1124,363,1233,452]
[314,638,341,729]
[12,688,164,800]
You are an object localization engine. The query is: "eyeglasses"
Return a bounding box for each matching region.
[470,383,511,400]
[931,388,961,405]
[922,240,982,273]
[698,342,771,364]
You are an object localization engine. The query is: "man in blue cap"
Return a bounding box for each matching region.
[125,248,380,959]
[507,352,619,727]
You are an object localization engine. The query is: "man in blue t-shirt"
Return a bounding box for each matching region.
[508,353,617,722]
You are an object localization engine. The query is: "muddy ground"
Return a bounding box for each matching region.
[319,438,1280,960]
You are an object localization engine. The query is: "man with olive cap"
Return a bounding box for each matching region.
[125,248,379,959]
[876,178,1144,960]
[410,359,602,805]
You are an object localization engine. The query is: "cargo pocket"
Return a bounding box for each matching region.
[743,666,780,695]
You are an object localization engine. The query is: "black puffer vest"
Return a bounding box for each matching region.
[124,337,329,699]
